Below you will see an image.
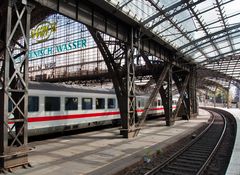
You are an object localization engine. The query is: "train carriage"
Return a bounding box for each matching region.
[7,82,176,136]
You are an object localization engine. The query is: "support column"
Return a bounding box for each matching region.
[140,51,174,126]
[192,67,198,115]
[214,86,217,107]
[227,81,231,108]
[187,66,197,118]
[121,28,137,138]
[0,0,31,171]
[88,28,138,138]
[165,65,173,126]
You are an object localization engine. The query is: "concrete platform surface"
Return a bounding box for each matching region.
[16,109,210,175]
[215,108,240,175]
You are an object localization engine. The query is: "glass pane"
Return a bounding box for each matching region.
[96,98,105,109]
[65,97,78,111]
[28,96,39,112]
[82,98,92,110]
[45,97,60,111]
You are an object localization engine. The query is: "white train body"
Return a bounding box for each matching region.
[14,82,176,136]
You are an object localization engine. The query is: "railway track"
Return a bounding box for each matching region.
[144,110,227,175]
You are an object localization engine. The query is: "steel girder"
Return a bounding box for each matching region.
[215,0,234,53]
[173,71,190,120]
[31,0,190,72]
[186,1,221,58]
[145,0,209,60]
[164,65,174,125]
[0,0,32,170]
[88,28,139,138]
[189,66,198,116]
[197,79,228,92]
[145,0,205,31]
[141,52,174,126]
[197,67,240,88]
[123,28,138,138]
[180,23,240,53]
[136,64,171,129]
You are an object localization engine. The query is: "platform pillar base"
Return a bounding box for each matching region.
[166,120,175,126]
[0,153,28,171]
[120,128,141,138]
[191,113,198,118]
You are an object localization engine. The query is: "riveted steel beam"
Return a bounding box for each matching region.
[180,23,240,51]
[145,0,209,60]
[32,0,191,71]
[144,0,206,30]
[121,27,138,138]
[136,64,170,126]
[141,51,174,126]
[173,73,190,120]
[165,65,174,125]
[88,28,139,138]
[189,66,198,117]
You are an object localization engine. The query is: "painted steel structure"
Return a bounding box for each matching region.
[0,0,32,171]
[0,0,238,171]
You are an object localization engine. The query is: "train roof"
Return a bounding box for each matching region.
[29,81,115,94]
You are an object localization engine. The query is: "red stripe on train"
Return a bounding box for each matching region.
[8,107,176,123]
[28,111,120,122]
[28,107,167,122]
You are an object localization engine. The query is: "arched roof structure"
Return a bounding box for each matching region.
[100,0,240,90]
[1,0,240,92]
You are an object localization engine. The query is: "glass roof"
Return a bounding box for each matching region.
[105,0,240,88]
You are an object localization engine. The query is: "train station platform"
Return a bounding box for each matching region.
[16,109,210,175]
[212,108,240,175]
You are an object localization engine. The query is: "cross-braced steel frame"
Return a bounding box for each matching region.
[0,0,31,171]
[88,25,198,137]
[88,28,139,138]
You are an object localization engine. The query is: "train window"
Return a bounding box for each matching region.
[65,97,78,111]
[138,100,141,108]
[8,99,13,113]
[152,100,158,107]
[158,100,161,106]
[28,96,39,112]
[96,98,105,109]
[82,98,92,110]
[45,97,60,111]
[137,98,143,108]
[108,98,116,109]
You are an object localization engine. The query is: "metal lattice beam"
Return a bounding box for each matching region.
[179,23,240,51]
[187,1,221,61]
[144,0,206,30]
[145,0,209,61]
[136,64,170,130]
[88,28,140,138]
[0,0,32,170]
[215,0,234,52]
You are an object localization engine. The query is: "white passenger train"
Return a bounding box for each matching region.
[15,82,176,136]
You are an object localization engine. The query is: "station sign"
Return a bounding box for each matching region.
[28,38,87,60]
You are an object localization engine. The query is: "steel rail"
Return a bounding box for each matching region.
[196,111,227,174]
[144,109,227,175]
